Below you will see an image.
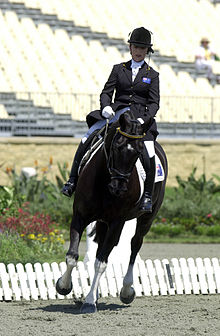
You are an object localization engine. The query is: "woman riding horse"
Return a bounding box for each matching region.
[56,108,167,313]
[62,27,160,213]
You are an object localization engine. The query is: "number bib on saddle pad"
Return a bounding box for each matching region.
[136,155,165,184]
[135,155,165,202]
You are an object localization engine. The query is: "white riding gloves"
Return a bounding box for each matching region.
[102,106,115,119]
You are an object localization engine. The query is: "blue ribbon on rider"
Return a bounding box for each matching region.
[142,77,151,84]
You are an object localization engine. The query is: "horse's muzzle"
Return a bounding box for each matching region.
[108,178,128,197]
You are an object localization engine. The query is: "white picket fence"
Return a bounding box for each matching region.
[0,257,220,301]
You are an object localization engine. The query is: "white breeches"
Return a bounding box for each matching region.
[144,141,155,158]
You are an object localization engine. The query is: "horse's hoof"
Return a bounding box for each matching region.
[56,277,73,296]
[120,287,136,304]
[80,303,97,314]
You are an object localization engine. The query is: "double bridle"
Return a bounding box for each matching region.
[103,121,145,182]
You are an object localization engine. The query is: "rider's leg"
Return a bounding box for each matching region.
[139,141,155,213]
[61,120,106,197]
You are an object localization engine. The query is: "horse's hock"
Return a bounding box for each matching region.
[0,256,220,301]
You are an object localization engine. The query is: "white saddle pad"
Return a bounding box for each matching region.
[136,155,165,201]
[136,155,165,183]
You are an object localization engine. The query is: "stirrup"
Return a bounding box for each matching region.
[61,180,76,197]
[139,194,152,213]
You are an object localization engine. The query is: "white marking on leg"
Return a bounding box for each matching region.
[59,256,76,289]
[121,263,134,297]
[85,259,107,305]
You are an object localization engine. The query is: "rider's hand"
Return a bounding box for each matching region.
[102,106,115,119]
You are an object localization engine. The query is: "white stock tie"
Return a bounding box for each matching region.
[131,59,144,82]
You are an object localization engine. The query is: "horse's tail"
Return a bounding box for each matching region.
[89,225,96,238]
[89,220,108,244]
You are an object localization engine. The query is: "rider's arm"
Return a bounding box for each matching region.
[145,72,160,119]
[100,65,118,110]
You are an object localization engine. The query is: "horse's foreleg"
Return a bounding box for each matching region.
[81,220,125,313]
[120,217,152,304]
[56,254,76,295]
[120,263,136,304]
[81,259,107,314]
[56,215,85,296]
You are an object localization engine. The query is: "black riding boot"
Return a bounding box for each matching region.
[61,141,87,197]
[139,156,156,213]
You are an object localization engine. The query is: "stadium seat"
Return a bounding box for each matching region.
[0,0,219,126]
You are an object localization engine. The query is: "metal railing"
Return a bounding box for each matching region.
[0,92,220,123]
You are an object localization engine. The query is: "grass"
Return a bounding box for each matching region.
[144,234,220,244]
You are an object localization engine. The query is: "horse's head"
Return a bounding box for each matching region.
[107,110,146,197]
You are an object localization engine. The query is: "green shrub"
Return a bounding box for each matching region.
[151,223,171,235]
[157,168,220,222]
[168,225,184,237]
[206,225,220,237]
[0,202,58,235]
[1,162,73,227]
[0,231,65,265]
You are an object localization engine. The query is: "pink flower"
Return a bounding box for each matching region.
[206,213,212,218]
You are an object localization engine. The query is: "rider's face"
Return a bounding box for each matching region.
[130,44,148,62]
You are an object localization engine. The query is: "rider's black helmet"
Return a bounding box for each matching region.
[128,27,154,53]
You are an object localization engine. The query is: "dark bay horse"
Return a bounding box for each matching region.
[56,110,168,313]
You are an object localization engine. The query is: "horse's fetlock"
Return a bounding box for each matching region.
[66,254,78,267]
[94,259,107,273]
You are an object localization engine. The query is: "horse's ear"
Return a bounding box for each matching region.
[119,112,130,131]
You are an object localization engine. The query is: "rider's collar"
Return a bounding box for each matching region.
[131,59,145,69]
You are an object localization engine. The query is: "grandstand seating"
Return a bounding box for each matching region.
[0,0,220,137]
